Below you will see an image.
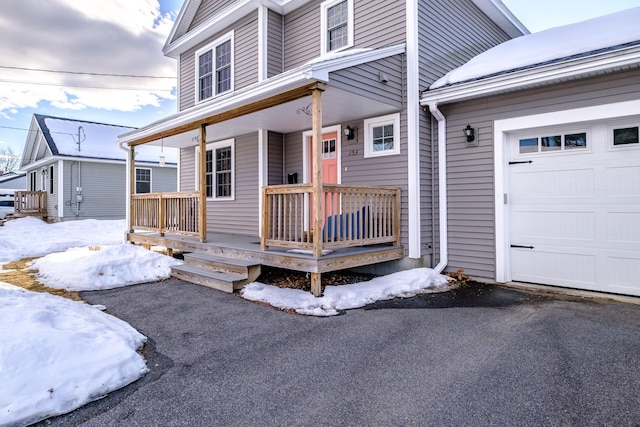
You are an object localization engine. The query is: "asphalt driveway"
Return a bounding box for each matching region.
[38,280,640,426]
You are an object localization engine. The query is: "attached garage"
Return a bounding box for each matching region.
[420,8,640,297]
[506,117,640,295]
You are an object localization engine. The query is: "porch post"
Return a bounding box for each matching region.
[128,145,135,233]
[199,124,207,243]
[311,85,324,296]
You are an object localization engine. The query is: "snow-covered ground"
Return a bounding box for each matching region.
[0,217,453,425]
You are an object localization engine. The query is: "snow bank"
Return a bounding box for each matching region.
[0,282,148,426]
[31,244,183,291]
[241,268,453,316]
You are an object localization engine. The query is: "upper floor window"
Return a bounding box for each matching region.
[321,0,354,54]
[196,32,234,102]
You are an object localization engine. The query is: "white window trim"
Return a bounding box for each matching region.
[194,31,234,104]
[196,138,235,201]
[135,167,152,194]
[363,113,401,158]
[607,119,640,151]
[320,0,354,55]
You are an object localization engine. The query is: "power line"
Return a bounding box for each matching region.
[0,65,176,80]
[0,78,174,92]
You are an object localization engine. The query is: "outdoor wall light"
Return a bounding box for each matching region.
[344,125,355,140]
[463,124,475,142]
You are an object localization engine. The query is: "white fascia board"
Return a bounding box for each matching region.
[119,45,406,145]
[470,0,529,37]
[163,0,201,52]
[164,0,255,58]
[420,45,640,107]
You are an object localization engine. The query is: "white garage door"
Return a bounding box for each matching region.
[508,120,640,296]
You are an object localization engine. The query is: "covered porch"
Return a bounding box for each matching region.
[118,47,406,296]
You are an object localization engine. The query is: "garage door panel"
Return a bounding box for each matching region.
[511,209,595,242]
[606,165,640,197]
[607,254,640,293]
[608,212,640,244]
[511,247,596,287]
[510,168,595,203]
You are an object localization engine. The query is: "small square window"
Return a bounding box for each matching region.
[541,135,561,152]
[519,137,538,154]
[613,127,639,145]
[364,113,400,158]
[565,132,587,149]
[135,168,151,194]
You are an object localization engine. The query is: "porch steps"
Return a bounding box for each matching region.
[171,252,261,293]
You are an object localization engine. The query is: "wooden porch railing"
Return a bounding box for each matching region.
[131,192,200,238]
[14,191,47,216]
[261,184,401,253]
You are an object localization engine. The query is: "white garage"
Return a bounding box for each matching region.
[504,114,640,296]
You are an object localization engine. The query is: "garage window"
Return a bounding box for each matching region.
[613,126,639,146]
[519,132,587,154]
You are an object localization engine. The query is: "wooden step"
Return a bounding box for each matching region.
[171,264,247,293]
[183,252,260,277]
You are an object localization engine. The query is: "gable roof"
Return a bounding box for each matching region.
[163,0,527,58]
[422,7,640,105]
[21,114,177,167]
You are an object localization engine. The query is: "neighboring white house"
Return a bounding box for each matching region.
[420,7,640,297]
[19,114,178,221]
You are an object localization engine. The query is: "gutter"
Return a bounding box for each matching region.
[427,104,448,274]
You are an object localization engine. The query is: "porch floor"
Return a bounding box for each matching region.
[128,231,404,274]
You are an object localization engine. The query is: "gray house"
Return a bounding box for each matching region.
[420,7,640,297]
[116,0,527,295]
[19,114,177,221]
[0,172,26,192]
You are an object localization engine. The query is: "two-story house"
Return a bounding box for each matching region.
[117,0,526,295]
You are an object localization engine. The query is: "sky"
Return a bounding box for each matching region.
[1,0,639,165]
[0,217,452,424]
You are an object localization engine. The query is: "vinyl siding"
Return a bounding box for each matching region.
[284,0,406,70]
[267,131,284,185]
[267,9,284,78]
[206,133,259,236]
[188,0,236,31]
[439,69,640,279]
[180,146,197,191]
[329,54,404,108]
[61,161,126,220]
[418,0,511,89]
[148,166,178,193]
[179,12,259,111]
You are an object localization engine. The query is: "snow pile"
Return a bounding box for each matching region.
[31,244,183,291]
[0,217,126,263]
[431,7,640,89]
[241,268,453,316]
[0,282,148,427]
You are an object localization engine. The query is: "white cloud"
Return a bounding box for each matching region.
[0,0,177,116]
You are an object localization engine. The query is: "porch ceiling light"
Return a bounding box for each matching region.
[344,125,355,140]
[463,124,475,142]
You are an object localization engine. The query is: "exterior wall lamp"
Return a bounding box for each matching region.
[344,125,355,140]
[463,124,475,142]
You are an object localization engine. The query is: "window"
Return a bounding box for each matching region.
[518,131,587,154]
[29,171,36,191]
[49,165,54,195]
[196,32,233,102]
[613,126,639,146]
[321,0,353,54]
[364,113,401,158]
[198,139,235,200]
[135,168,151,194]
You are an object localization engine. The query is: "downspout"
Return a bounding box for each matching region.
[118,141,131,243]
[428,103,448,273]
